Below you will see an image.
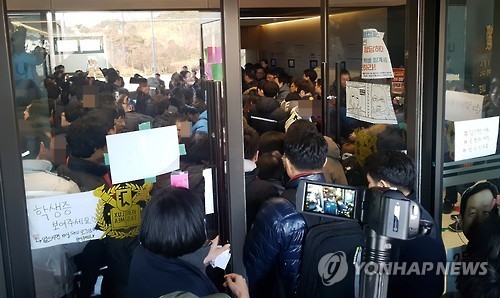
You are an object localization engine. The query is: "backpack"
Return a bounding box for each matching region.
[297,220,364,298]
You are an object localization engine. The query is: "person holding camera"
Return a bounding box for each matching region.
[244,120,328,297]
[364,150,446,298]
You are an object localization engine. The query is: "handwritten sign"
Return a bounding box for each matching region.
[106,125,180,184]
[27,191,104,249]
[454,116,499,161]
[346,81,397,124]
[445,90,484,121]
[361,29,394,79]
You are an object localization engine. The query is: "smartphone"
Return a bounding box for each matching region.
[296,180,362,220]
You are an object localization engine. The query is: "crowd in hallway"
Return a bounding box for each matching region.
[13,39,500,297]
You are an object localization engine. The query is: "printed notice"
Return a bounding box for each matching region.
[27,191,104,249]
[346,81,398,124]
[454,116,499,161]
[445,90,484,121]
[106,125,180,184]
[361,28,394,79]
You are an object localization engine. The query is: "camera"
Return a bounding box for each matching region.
[296,180,430,240]
[296,180,433,298]
[129,74,147,85]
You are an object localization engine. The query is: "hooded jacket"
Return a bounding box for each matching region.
[247,96,288,134]
[244,172,325,298]
[192,110,208,134]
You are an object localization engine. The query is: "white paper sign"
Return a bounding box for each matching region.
[346,81,398,124]
[454,116,499,161]
[445,90,484,121]
[106,126,180,184]
[361,29,394,79]
[203,168,215,215]
[27,191,104,249]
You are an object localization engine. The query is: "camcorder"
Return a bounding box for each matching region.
[129,74,148,85]
[296,180,433,298]
[296,180,431,240]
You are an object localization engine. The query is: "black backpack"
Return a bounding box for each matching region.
[297,220,364,298]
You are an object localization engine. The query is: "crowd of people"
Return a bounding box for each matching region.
[14,52,500,298]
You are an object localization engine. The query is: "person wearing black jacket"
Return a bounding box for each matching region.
[129,188,223,298]
[364,150,446,298]
[243,125,279,230]
[244,120,328,297]
[247,81,287,134]
[135,81,151,114]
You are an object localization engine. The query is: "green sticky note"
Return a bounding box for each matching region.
[145,176,156,183]
[139,122,151,130]
[103,153,110,165]
[210,63,223,81]
[179,144,187,156]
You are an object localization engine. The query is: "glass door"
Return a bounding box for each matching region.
[5,9,234,297]
[322,1,407,185]
[438,0,500,294]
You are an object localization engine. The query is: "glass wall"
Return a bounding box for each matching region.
[440,0,500,293]
[8,10,223,297]
[325,4,406,185]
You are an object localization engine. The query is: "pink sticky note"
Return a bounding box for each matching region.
[171,172,189,189]
[207,46,222,64]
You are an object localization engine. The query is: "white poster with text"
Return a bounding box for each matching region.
[454,116,499,161]
[27,191,104,249]
[361,28,394,79]
[445,90,484,121]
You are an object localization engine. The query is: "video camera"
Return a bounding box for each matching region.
[296,180,433,298]
[296,180,431,240]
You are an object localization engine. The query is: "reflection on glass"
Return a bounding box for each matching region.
[8,11,221,297]
[441,0,500,295]
[326,6,406,185]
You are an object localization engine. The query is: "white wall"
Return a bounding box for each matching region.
[255,8,388,79]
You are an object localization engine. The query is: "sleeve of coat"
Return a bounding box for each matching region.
[243,199,281,297]
[278,210,306,297]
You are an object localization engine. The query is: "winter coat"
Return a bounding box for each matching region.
[192,110,208,134]
[322,136,348,185]
[245,167,280,231]
[244,173,325,298]
[247,96,288,134]
[128,245,218,298]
